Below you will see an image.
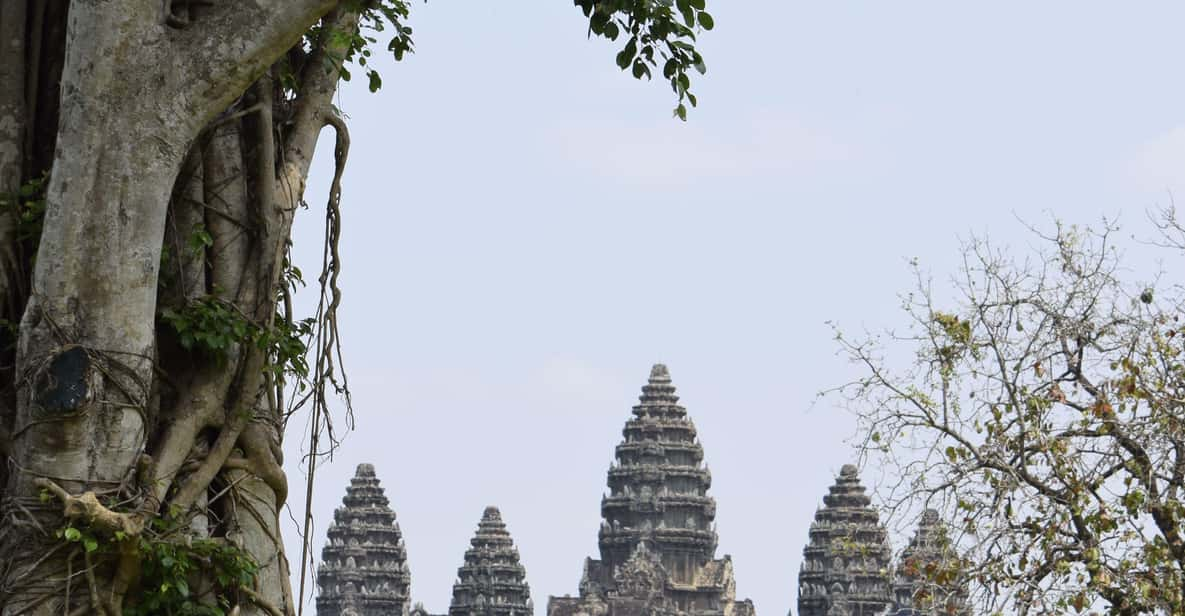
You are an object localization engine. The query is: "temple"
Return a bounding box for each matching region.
[316,463,412,616]
[447,507,534,616]
[796,465,892,616]
[314,365,975,616]
[546,364,756,616]
[890,510,970,616]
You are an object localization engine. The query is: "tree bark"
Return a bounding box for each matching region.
[1,2,339,613]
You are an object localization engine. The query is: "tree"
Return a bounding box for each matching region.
[834,212,1185,615]
[0,1,713,614]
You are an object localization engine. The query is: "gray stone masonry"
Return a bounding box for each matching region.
[317,464,412,616]
[797,465,892,616]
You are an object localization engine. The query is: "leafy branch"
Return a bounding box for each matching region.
[577,0,713,119]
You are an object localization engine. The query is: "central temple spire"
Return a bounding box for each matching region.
[600,363,717,576]
[551,363,754,616]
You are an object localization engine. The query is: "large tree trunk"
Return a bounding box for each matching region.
[0,1,344,614]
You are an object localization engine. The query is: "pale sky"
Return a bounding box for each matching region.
[283,3,1185,615]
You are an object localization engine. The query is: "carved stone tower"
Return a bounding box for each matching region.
[316,463,412,616]
[797,465,892,616]
[891,510,970,616]
[447,506,534,616]
[548,363,756,616]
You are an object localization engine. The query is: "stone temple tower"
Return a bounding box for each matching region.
[316,463,412,616]
[891,510,970,616]
[797,465,892,616]
[548,363,756,616]
[447,506,534,616]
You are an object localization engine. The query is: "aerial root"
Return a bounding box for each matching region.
[241,586,284,616]
[239,423,287,504]
[34,478,144,538]
[83,549,113,616]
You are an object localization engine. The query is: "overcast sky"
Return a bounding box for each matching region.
[282,3,1185,615]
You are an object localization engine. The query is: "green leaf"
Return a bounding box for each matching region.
[367,70,382,92]
[616,37,637,69]
[663,58,679,79]
[698,12,714,30]
[632,59,649,80]
[83,537,99,553]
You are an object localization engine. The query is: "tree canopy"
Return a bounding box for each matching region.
[837,211,1185,615]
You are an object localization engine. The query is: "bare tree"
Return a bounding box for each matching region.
[835,212,1185,615]
[0,1,715,614]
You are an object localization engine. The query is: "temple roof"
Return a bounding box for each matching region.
[599,364,718,572]
[317,464,411,616]
[891,510,970,616]
[448,506,533,616]
[798,464,892,616]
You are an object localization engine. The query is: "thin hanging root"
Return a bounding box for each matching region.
[296,107,353,616]
[35,478,144,537]
[83,549,113,616]
[323,109,350,215]
[242,587,284,616]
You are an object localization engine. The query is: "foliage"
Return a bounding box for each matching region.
[0,171,49,250]
[577,0,712,119]
[834,212,1185,615]
[187,223,214,256]
[304,0,713,115]
[128,530,259,616]
[45,506,259,616]
[160,298,253,360]
[159,296,313,381]
[304,0,416,93]
[57,524,100,555]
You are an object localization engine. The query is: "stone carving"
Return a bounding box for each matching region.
[796,465,892,616]
[316,464,412,616]
[448,506,534,616]
[547,364,757,616]
[826,584,850,616]
[613,541,666,600]
[890,510,970,616]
